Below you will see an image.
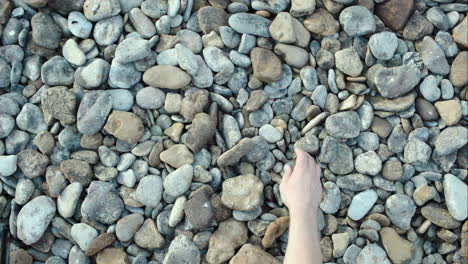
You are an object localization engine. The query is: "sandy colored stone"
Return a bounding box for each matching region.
[85,233,116,256]
[143,65,191,89]
[380,227,413,264]
[160,144,193,168]
[96,248,129,264]
[221,174,264,211]
[10,248,33,264]
[421,204,461,229]
[206,219,248,264]
[134,219,165,249]
[462,221,468,258]
[304,8,339,36]
[434,99,462,126]
[449,51,468,87]
[229,244,280,264]
[453,17,468,48]
[262,216,290,248]
[104,111,145,144]
[250,47,282,83]
[413,185,437,206]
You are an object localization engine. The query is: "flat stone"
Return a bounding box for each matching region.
[325,111,361,138]
[368,92,416,112]
[186,113,216,152]
[356,244,391,264]
[421,203,461,229]
[104,111,145,144]
[449,51,468,87]
[335,48,363,77]
[206,219,248,263]
[228,13,272,37]
[85,233,116,256]
[135,175,163,207]
[348,189,378,221]
[83,0,121,21]
[443,174,467,221]
[134,218,165,249]
[420,36,450,75]
[136,87,165,110]
[380,227,413,264]
[374,64,420,98]
[230,244,279,264]
[116,213,144,242]
[163,235,201,264]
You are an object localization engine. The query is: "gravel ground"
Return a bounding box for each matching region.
[0,0,467,263]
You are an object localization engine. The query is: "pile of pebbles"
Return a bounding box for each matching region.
[0,0,467,263]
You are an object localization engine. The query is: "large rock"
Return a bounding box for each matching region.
[31,13,61,49]
[17,196,56,245]
[339,6,375,36]
[41,86,76,126]
[221,174,264,211]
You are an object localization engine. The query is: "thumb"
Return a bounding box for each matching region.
[282,164,293,182]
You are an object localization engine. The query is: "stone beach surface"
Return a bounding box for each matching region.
[0,0,467,263]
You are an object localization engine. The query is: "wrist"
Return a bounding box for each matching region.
[289,206,317,222]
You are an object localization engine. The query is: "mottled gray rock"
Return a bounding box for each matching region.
[335,48,363,77]
[136,87,166,109]
[163,164,193,197]
[68,12,93,39]
[81,181,124,224]
[93,15,124,46]
[374,64,421,98]
[420,36,450,75]
[16,103,47,134]
[320,182,341,214]
[77,91,113,135]
[368,32,398,60]
[32,13,61,49]
[0,155,17,176]
[135,175,163,207]
[228,13,272,37]
[75,58,111,88]
[385,194,416,230]
[17,196,56,245]
[348,189,378,221]
[163,235,201,264]
[71,223,98,251]
[83,0,121,22]
[325,111,361,138]
[41,56,75,86]
[435,126,468,155]
[443,174,467,221]
[339,6,375,36]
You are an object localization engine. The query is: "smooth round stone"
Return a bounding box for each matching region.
[385,194,416,230]
[81,181,124,224]
[356,244,391,264]
[368,32,398,60]
[116,213,144,242]
[135,175,163,207]
[63,39,86,66]
[419,75,441,102]
[163,235,200,264]
[16,103,47,134]
[5,129,29,154]
[443,174,467,221]
[325,111,361,139]
[109,61,142,89]
[71,223,98,251]
[77,91,113,135]
[355,151,382,176]
[115,37,151,64]
[0,155,17,176]
[108,89,134,111]
[228,13,272,37]
[32,12,62,49]
[357,132,379,151]
[75,58,111,88]
[259,124,282,143]
[57,182,83,218]
[339,6,376,36]
[41,56,75,86]
[136,87,166,109]
[0,114,15,139]
[15,178,35,205]
[233,207,262,221]
[83,0,121,22]
[68,12,93,39]
[93,15,124,46]
[320,182,341,214]
[17,196,56,245]
[347,189,378,221]
[58,126,81,150]
[163,164,193,197]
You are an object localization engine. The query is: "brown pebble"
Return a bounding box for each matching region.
[262,216,290,248]
[85,233,116,256]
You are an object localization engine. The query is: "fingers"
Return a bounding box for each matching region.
[282,164,293,181]
[294,147,306,168]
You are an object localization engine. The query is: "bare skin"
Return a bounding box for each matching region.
[280,148,323,264]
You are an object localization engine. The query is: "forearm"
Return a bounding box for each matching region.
[284,210,322,264]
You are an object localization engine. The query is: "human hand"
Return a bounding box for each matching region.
[280,148,322,218]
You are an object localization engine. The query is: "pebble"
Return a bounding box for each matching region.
[259,124,282,143]
[83,0,121,22]
[63,39,86,66]
[163,164,193,197]
[420,36,450,75]
[31,13,61,49]
[93,15,124,46]
[206,219,248,263]
[17,196,56,245]
[41,86,76,126]
[68,12,93,39]
[375,0,414,31]
[228,13,272,37]
[104,111,145,144]
[160,144,193,168]
[143,65,191,89]
[77,91,112,135]
[14,178,34,205]
[135,175,163,207]
[0,155,17,176]
[348,189,378,221]
[385,194,416,230]
[435,126,467,156]
[374,64,421,99]
[335,48,363,77]
[443,174,467,221]
[71,223,98,251]
[304,8,339,36]
[134,218,165,249]
[421,204,461,229]
[136,87,166,110]
[325,111,361,139]
[339,6,375,36]
[57,182,83,218]
[41,56,75,86]
[115,37,151,64]
[221,174,264,211]
[163,235,201,264]
[116,213,144,242]
[129,8,157,38]
[251,47,282,83]
[197,6,228,34]
[75,58,111,88]
[368,32,398,61]
[108,61,142,89]
[320,182,341,214]
[357,244,391,264]
[186,113,216,152]
[81,181,124,224]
